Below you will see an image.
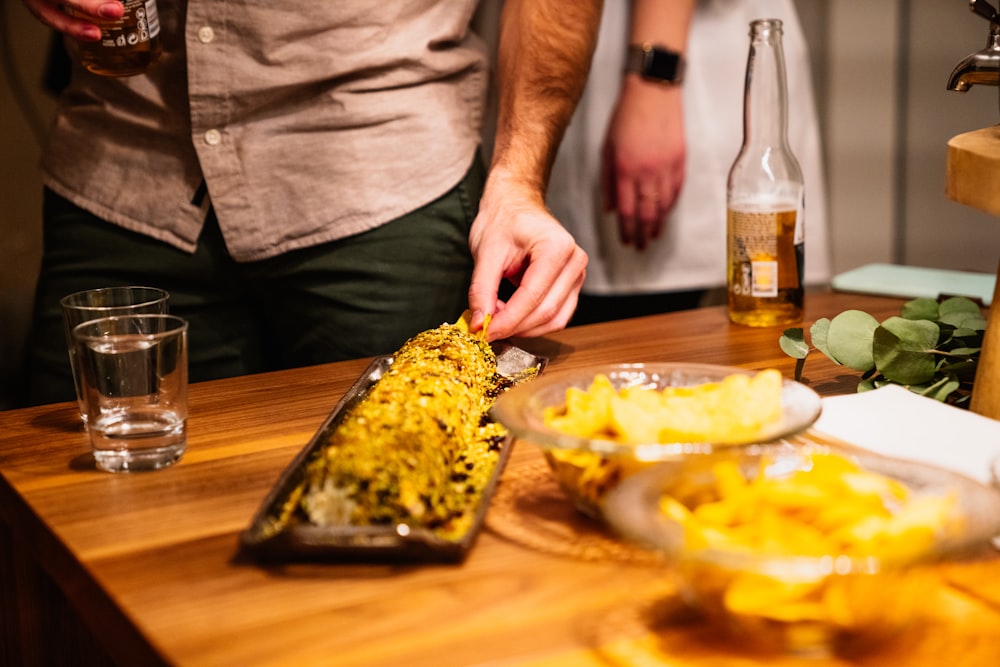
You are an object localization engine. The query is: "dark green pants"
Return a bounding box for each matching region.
[25,159,483,407]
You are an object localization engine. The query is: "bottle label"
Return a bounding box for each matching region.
[144,0,161,40]
[727,205,800,298]
[90,0,158,47]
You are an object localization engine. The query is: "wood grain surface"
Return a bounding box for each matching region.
[2,292,998,666]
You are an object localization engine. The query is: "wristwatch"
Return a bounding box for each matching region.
[625,42,685,84]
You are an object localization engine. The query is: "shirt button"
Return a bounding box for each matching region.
[204,129,222,146]
[197,26,215,43]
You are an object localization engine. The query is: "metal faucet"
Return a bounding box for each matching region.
[947,0,1000,92]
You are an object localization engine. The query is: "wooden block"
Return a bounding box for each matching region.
[971,259,1000,420]
[945,125,1000,217]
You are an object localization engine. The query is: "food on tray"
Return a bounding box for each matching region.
[660,451,957,623]
[543,368,784,444]
[278,312,523,541]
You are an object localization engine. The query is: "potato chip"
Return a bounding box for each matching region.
[725,572,826,621]
[544,368,785,445]
[660,451,957,626]
[453,309,491,340]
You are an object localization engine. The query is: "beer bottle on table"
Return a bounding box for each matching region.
[726,18,804,327]
[70,0,162,77]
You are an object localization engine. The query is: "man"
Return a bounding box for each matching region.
[21,0,600,404]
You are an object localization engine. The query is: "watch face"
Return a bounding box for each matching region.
[646,48,681,82]
[628,44,684,83]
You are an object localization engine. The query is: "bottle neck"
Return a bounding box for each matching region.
[742,19,789,149]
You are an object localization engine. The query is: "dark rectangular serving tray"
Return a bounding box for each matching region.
[239,342,546,563]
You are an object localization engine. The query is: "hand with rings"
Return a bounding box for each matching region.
[21,0,123,41]
[600,74,686,251]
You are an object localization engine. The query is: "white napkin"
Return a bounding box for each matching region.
[812,384,1000,486]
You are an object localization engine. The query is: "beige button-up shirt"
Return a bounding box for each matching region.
[42,1,489,262]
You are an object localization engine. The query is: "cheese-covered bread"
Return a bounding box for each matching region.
[297,319,510,539]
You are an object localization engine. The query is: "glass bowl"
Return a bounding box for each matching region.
[602,441,1000,657]
[489,363,822,519]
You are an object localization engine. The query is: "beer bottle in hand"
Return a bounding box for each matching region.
[71,0,162,77]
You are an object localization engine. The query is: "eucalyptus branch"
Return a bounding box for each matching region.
[779,296,986,407]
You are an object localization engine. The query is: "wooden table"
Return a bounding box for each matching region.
[3,292,999,666]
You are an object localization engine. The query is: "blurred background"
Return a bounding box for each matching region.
[3,0,1000,408]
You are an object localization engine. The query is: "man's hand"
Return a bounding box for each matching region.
[21,0,122,40]
[467,171,587,341]
[471,0,601,340]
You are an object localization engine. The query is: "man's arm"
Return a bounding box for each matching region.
[467,0,602,340]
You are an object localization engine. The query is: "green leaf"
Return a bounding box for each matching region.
[917,375,961,402]
[810,318,832,359]
[880,316,940,345]
[779,328,809,359]
[953,327,987,339]
[946,347,982,357]
[826,310,879,371]
[872,317,940,385]
[941,311,987,329]
[939,296,982,317]
[900,298,940,321]
[858,376,879,392]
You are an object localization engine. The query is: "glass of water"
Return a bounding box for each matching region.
[61,286,170,424]
[72,314,188,473]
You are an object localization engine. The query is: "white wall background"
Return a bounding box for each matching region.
[798,0,1000,274]
[2,0,1000,408]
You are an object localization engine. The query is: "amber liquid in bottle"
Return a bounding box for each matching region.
[727,201,804,326]
[72,0,162,77]
[726,18,804,327]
